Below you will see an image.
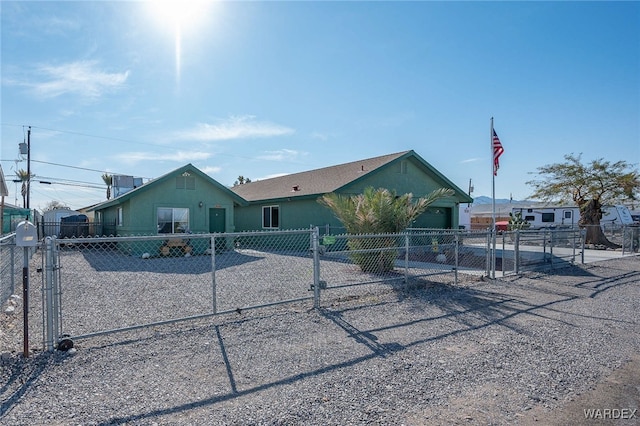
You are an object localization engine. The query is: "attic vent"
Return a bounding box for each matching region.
[176,175,196,190]
[292,185,300,192]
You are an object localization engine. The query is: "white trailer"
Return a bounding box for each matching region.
[600,205,634,229]
[512,205,634,230]
[511,206,580,229]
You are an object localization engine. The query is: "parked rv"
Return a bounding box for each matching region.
[511,207,579,230]
[600,205,635,230]
[511,205,634,230]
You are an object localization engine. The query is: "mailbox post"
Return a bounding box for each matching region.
[16,220,37,358]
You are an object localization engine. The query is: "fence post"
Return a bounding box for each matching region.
[43,237,55,351]
[211,235,217,315]
[549,230,554,271]
[485,231,491,278]
[501,232,506,275]
[312,227,321,309]
[514,230,520,274]
[10,245,16,297]
[454,232,459,285]
[404,232,409,288]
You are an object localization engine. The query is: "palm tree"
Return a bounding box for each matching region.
[319,187,454,272]
[234,176,252,186]
[102,173,113,200]
[16,169,30,208]
[319,187,454,234]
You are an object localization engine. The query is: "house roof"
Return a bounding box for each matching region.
[0,165,8,197]
[231,150,473,203]
[89,163,247,211]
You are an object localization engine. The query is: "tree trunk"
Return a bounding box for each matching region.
[580,199,620,249]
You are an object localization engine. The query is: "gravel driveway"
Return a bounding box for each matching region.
[1,256,639,425]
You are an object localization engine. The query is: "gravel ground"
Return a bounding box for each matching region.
[1,255,639,425]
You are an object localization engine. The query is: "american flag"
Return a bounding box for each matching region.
[492,129,504,176]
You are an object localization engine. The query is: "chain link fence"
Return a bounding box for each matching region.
[496,228,586,274]
[38,229,474,348]
[4,225,638,353]
[588,224,640,254]
[0,234,22,310]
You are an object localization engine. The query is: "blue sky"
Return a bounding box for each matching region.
[1,1,639,211]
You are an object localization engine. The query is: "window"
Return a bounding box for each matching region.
[117,207,123,226]
[262,206,279,229]
[525,215,535,222]
[541,212,555,223]
[157,207,190,233]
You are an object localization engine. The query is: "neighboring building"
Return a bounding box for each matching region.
[230,150,473,232]
[90,164,246,237]
[42,208,82,237]
[1,202,31,235]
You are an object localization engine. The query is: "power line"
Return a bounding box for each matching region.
[0,159,152,180]
[1,123,268,164]
[31,159,152,179]
[2,122,162,148]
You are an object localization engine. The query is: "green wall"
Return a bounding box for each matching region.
[96,172,238,236]
[233,157,464,232]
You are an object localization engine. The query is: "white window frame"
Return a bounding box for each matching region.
[117,207,123,227]
[157,207,190,234]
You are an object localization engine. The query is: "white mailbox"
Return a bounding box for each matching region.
[16,220,38,247]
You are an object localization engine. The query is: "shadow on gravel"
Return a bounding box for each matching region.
[0,355,50,419]
[521,263,640,300]
[88,282,600,424]
[79,249,261,274]
[10,260,637,425]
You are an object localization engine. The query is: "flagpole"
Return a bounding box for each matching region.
[490,117,496,279]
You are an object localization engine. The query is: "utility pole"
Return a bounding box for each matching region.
[19,127,32,212]
[26,126,31,210]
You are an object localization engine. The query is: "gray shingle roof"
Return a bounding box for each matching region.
[230,151,412,201]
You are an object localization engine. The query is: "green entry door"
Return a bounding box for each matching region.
[209,208,226,233]
[209,208,226,251]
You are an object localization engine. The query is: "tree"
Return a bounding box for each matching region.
[233,176,252,186]
[508,211,530,231]
[42,201,70,212]
[16,169,30,208]
[526,154,639,247]
[102,173,113,200]
[319,187,454,272]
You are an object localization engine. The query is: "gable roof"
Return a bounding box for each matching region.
[89,164,247,211]
[231,150,473,203]
[0,165,8,197]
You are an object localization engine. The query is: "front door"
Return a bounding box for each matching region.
[209,208,226,233]
[209,208,226,251]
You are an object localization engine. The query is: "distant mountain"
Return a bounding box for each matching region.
[472,196,517,205]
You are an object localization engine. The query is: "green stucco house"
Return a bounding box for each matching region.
[230,150,473,233]
[90,164,246,237]
[89,150,472,252]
